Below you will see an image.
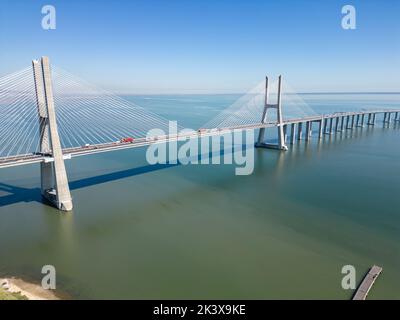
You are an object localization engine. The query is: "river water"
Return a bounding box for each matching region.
[0,93,399,299]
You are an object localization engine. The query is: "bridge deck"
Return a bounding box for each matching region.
[352,265,383,300]
[0,108,399,169]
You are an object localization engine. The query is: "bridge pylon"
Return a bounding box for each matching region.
[255,75,288,151]
[32,57,73,211]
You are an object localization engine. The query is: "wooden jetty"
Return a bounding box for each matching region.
[352,265,383,300]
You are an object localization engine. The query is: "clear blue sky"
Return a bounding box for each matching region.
[0,0,399,93]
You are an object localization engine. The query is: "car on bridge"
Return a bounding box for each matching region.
[120,137,134,143]
[34,151,52,157]
[198,128,208,134]
[146,136,158,142]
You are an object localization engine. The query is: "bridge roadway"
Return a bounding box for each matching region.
[0,109,399,169]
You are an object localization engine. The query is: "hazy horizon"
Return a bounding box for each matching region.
[116,91,400,96]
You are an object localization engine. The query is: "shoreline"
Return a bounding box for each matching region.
[1,277,60,300]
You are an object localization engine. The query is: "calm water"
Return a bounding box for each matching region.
[0,93,399,299]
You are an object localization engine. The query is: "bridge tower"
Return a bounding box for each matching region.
[32,56,73,211]
[255,75,288,151]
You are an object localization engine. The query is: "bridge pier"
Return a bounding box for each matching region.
[356,114,362,128]
[335,117,340,132]
[340,116,345,131]
[383,112,388,124]
[367,113,372,125]
[305,122,310,141]
[41,162,54,194]
[356,114,364,128]
[383,112,392,126]
[351,115,355,129]
[298,122,303,140]
[283,125,288,144]
[32,57,73,212]
[387,112,392,124]
[318,119,324,139]
[395,112,399,122]
[323,119,328,135]
[290,123,296,144]
[369,113,376,126]
[255,76,288,151]
[325,118,330,134]
[346,116,350,129]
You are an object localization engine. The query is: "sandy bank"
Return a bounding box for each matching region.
[1,277,60,300]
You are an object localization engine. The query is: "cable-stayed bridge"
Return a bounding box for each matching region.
[0,57,399,211]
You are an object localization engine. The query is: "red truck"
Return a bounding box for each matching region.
[120,137,134,143]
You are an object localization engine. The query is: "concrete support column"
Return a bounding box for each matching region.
[360,114,365,127]
[257,77,269,145]
[32,57,73,212]
[335,117,340,132]
[318,118,324,139]
[283,124,287,144]
[276,76,287,150]
[395,112,399,122]
[305,121,312,140]
[290,123,296,144]
[257,128,265,144]
[383,112,387,123]
[40,162,54,194]
[346,116,350,129]
[371,113,376,125]
[329,118,333,134]
[297,122,303,140]
[367,113,373,125]
[340,116,344,131]
[351,115,355,129]
[356,114,360,127]
[305,121,310,141]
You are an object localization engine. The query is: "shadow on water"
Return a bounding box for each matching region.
[69,163,178,189]
[0,183,42,206]
[0,163,179,208]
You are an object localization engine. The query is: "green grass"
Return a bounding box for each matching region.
[0,287,28,300]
